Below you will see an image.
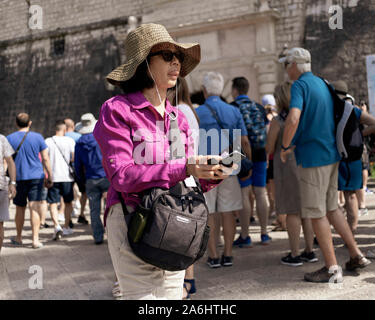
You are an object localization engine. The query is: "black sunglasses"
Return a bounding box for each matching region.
[149,50,185,63]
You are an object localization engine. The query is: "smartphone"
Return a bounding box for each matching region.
[207,150,246,167]
[220,150,246,167]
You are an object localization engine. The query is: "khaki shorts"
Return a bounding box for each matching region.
[204,175,242,214]
[106,203,185,300]
[298,162,339,219]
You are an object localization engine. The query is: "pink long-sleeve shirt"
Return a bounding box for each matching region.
[93,91,220,225]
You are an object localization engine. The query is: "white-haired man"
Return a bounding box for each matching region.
[196,71,252,268]
[280,48,370,283]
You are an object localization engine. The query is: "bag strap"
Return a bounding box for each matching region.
[13,130,30,158]
[52,137,71,166]
[204,102,232,149]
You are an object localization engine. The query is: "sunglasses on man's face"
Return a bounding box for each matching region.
[149,50,185,63]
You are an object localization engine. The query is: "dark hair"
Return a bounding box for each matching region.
[232,77,249,95]
[169,77,200,124]
[16,113,30,128]
[119,59,154,94]
[55,120,66,131]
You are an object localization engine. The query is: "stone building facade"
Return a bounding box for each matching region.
[0,0,374,136]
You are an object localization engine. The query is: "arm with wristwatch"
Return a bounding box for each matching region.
[280,108,301,163]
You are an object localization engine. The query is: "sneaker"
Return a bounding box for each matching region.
[77,215,89,225]
[345,254,371,271]
[304,266,343,283]
[261,234,272,245]
[58,213,65,222]
[206,257,221,268]
[300,251,318,263]
[358,208,369,217]
[220,255,233,267]
[281,253,303,267]
[40,222,50,229]
[365,188,374,195]
[71,208,79,218]
[233,235,253,248]
[63,227,74,236]
[53,227,63,241]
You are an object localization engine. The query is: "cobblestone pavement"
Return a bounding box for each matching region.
[1,186,375,300]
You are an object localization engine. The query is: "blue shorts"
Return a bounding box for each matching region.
[13,179,45,207]
[338,160,363,191]
[238,161,267,188]
[47,182,74,204]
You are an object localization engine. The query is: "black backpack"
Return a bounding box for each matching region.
[118,112,210,271]
[322,78,363,162]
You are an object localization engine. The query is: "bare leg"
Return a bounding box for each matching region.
[239,186,251,239]
[49,203,60,228]
[15,205,26,243]
[253,186,269,235]
[64,202,73,229]
[213,213,221,247]
[29,201,41,245]
[326,208,362,259]
[249,187,255,220]
[58,197,65,215]
[0,222,4,252]
[278,214,287,229]
[311,216,337,268]
[286,214,301,257]
[222,211,236,257]
[207,214,219,259]
[39,200,47,225]
[343,191,359,234]
[301,218,314,253]
[80,192,88,217]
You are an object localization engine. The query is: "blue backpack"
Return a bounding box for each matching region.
[234,98,268,149]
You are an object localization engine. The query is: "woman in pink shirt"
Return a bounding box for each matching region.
[93,24,232,300]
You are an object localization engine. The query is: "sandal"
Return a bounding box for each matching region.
[272,225,287,232]
[184,278,196,295]
[182,283,191,300]
[10,237,23,246]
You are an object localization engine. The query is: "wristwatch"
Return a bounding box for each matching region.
[10,181,16,186]
[281,144,292,151]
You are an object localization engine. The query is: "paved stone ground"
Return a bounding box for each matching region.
[1,185,375,300]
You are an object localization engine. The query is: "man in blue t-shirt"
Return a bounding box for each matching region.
[230,77,271,248]
[7,113,53,249]
[280,48,370,283]
[196,71,252,268]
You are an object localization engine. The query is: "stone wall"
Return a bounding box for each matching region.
[303,0,375,104]
[0,0,143,136]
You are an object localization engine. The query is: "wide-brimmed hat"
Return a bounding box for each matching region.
[106,23,201,85]
[75,113,97,134]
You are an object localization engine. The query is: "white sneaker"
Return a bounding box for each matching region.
[71,207,79,218]
[53,226,63,240]
[58,213,65,222]
[359,208,369,217]
[73,200,81,209]
[62,227,74,236]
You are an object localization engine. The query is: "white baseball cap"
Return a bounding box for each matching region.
[279,47,311,64]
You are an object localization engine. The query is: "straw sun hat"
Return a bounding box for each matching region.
[106,23,201,86]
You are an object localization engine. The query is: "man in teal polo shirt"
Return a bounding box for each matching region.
[280,48,370,283]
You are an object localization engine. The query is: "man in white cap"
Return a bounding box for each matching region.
[279,47,370,283]
[75,113,110,245]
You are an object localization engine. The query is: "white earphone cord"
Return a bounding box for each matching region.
[146,58,178,120]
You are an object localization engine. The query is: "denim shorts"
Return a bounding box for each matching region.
[47,182,74,204]
[13,179,45,207]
